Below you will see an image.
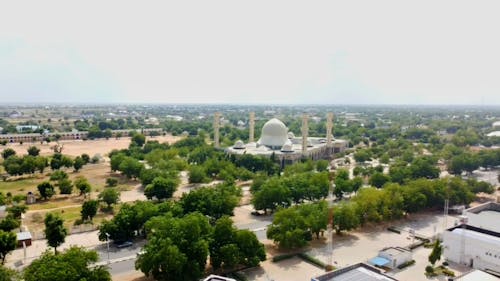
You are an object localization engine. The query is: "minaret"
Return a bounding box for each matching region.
[249,112,255,143]
[301,114,308,155]
[214,112,220,148]
[326,112,333,146]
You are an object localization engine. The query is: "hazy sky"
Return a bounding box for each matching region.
[1,1,500,105]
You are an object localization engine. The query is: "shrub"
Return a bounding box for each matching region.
[425,265,434,274]
[397,260,415,269]
[442,268,455,277]
[387,226,401,234]
[297,253,327,269]
[272,253,296,262]
[105,178,118,187]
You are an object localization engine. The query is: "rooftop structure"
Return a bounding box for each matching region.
[453,269,500,280]
[202,275,236,281]
[463,202,500,233]
[312,263,398,281]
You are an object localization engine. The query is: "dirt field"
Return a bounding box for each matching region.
[0,135,181,157]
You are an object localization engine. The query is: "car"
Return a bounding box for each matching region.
[115,241,133,248]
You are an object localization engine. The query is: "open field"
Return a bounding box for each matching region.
[0,135,181,157]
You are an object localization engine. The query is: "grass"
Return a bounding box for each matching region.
[0,176,44,195]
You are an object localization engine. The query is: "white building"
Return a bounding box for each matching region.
[225,114,348,167]
[372,247,413,269]
[453,269,500,281]
[202,275,236,281]
[443,204,500,275]
[312,263,398,281]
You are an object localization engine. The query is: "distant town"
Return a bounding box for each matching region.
[0,104,499,281]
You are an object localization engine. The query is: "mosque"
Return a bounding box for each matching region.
[216,112,348,167]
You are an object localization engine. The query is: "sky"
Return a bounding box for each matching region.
[1,0,500,105]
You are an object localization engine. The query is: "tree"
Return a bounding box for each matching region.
[136,213,211,281]
[27,146,40,156]
[315,160,329,172]
[369,172,390,188]
[332,203,360,234]
[188,165,208,183]
[118,157,144,179]
[98,188,120,209]
[0,264,18,280]
[61,156,73,169]
[44,213,67,254]
[74,177,91,197]
[73,156,84,172]
[23,246,111,281]
[50,170,68,181]
[58,179,73,194]
[1,148,16,160]
[81,200,99,222]
[81,153,90,164]
[266,206,310,249]
[37,182,55,200]
[35,156,48,173]
[7,205,27,220]
[131,133,146,147]
[0,215,20,232]
[0,230,16,264]
[251,178,290,214]
[144,176,178,200]
[180,184,241,221]
[428,240,442,266]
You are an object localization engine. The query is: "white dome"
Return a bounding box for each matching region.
[234,140,245,149]
[287,132,295,139]
[281,140,294,152]
[258,118,289,148]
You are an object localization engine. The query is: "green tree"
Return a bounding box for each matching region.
[0,230,16,264]
[136,212,211,281]
[144,176,179,201]
[369,172,390,188]
[332,202,360,234]
[118,157,144,179]
[7,205,27,220]
[23,246,111,281]
[105,178,118,187]
[180,184,241,221]
[57,179,73,195]
[266,206,310,249]
[0,215,20,232]
[72,156,84,172]
[0,264,18,280]
[74,177,92,197]
[27,146,40,156]
[251,178,290,214]
[1,148,16,160]
[131,133,146,147]
[44,213,67,254]
[81,200,99,222]
[428,240,442,266]
[34,156,48,173]
[50,170,68,181]
[188,165,208,183]
[98,188,120,209]
[37,182,55,200]
[81,153,90,164]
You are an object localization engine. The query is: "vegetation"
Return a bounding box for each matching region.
[44,213,67,254]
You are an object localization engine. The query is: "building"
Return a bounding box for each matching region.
[225,113,348,167]
[463,202,500,233]
[16,231,32,247]
[443,224,500,274]
[202,275,236,281]
[0,205,6,219]
[312,263,398,281]
[452,269,500,280]
[369,247,412,269]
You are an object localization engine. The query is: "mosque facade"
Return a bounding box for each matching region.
[218,112,348,167]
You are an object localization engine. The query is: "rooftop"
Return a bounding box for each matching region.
[454,269,500,280]
[312,263,398,281]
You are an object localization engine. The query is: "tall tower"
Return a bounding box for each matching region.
[301,114,309,155]
[249,112,255,143]
[213,112,221,148]
[326,112,333,146]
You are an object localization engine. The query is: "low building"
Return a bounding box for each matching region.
[0,205,6,219]
[26,192,36,204]
[312,263,398,281]
[202,275,236,281]
[443,224,500,275]
[369,247,413,269]
[16,231,32,247]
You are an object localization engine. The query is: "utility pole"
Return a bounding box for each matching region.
[249,112,255,143]
[214,112,221,148]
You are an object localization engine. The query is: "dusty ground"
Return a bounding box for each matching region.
[0,135,180,157]
[242,257,325,281]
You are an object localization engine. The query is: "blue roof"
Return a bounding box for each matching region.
[369,257,390,267]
